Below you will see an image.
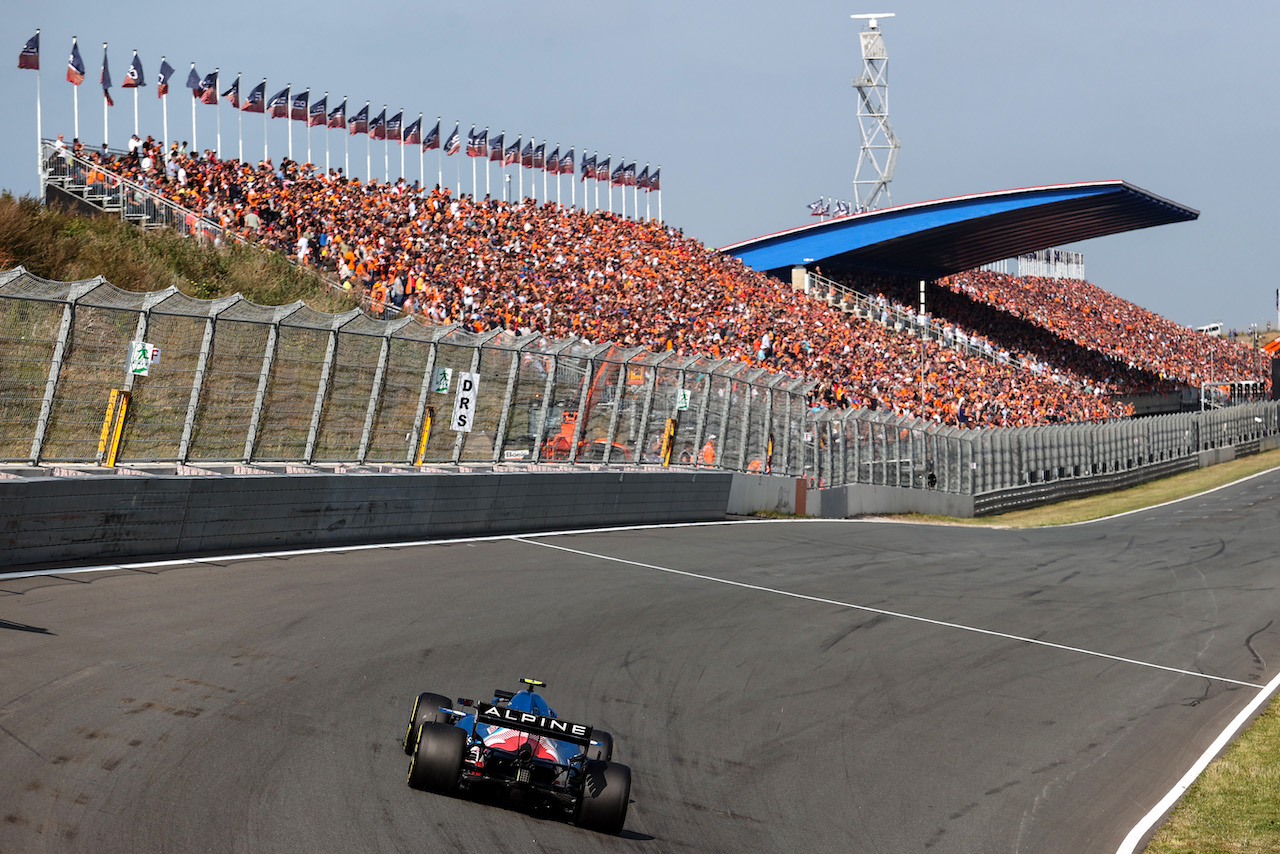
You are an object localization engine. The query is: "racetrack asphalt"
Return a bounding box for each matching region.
[3,470,1280,853]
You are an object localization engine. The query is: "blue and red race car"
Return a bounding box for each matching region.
[402,678,631,834]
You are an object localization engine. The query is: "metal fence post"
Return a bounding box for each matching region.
[28,296,75,465]
[243,322,280,463]
[356,329,395,464]
[407,339,439,465]
[304,326,341,464]
[491,346,522,465]
[177,304,223,463]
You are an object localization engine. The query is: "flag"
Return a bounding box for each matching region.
[636,165,649,190]
[821,201,832,217]
[18,31,38,71]
[443,123,460,155]
[808,198,823,216]
[488,131,504,162]
[242,80,266,113]
[348,102,369,134]
[156,59,174,97]
[267,85,290,118]
[466,126,487,157]
[647,167,659,192]
[386,110,403,141]
[520,139,533,168]
[546,146,560,175]
[561,148,575,176]
[581,152,595,182]
[221,75,240,108]
[423,119,440,150]
[101,46,113,106]
[623,162,637,186]
[67,40,85,85]
[833,200,850,217]
[308,94,327,128]
[369,108,387,140]
[327,97,346,129]
[185,65,200,95]
[199,70,218,104]
[123,52,144,88]
[532,142,546,170]
[403,115,422,145]
[503,136,520,166]
[595,156,610,182]
[610,161,625,186]
[290,89,308,121]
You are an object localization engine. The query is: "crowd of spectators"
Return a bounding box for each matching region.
[55,137,1268,428]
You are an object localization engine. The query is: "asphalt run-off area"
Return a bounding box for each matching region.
[3,471,1280,853]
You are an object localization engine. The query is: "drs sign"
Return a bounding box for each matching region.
[450,372,480,432]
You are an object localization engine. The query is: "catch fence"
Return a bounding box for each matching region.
[0,268,811,472]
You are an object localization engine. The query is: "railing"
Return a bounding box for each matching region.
[803,400,1280,496]
[0,268,812,472]
[803,271,1100,391]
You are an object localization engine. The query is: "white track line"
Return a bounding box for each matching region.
[516,537,1261,689]
[1114,665,1280,853]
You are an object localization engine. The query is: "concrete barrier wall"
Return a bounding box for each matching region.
[0,470,734,569]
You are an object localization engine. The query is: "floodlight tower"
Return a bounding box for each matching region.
[850,13,901,211]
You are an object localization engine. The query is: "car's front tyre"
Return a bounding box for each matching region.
[403,691,453,755]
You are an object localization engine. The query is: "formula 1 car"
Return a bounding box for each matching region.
[402,678,631,834]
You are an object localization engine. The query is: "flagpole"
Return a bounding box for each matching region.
[189,63,196,156]
[305,88,312,167]
[131,52,138,138]
[657,166,662,223]
[542,146,547,202]
[382,105,389,184]
[485,128,491,198]
[417,113,423,190]
[161,57,168,161]
[33,31,41,181]
[343,97,349,177]
[436,117,442,191]
[644,162,650,221]
[71,37,80,144]
[571,149,577,209]
[620,159,625,219]
[236,73,243,163]
[607,154,612,214]
[262,80,268,164]
[102,43,109,152]
[594,152,599,211]
[213,69,221,159]
[364,102,371,182]
[519,134,525,200]
[555,143,562,206]
[287,83,293,162]
[324,93,331,174]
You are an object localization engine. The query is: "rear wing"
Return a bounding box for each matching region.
[475,702,594,746]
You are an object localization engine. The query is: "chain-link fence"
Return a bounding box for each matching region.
[0,268,813,472]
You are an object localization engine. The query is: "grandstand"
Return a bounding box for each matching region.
[37,137,1272,429]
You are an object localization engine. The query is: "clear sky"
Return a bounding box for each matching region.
[2,0,1276,332]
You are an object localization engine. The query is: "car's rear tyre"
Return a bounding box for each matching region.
[585,730,613,762]
[574,760,631,834]
[403,691,453,755]
[407,722,467,794]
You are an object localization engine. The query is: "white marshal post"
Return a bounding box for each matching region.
[850,13,901,212]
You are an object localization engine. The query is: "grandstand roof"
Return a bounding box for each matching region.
[721,180,1199,279]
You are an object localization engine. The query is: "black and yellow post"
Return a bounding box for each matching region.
[661,418,677,467]
[766,433,774,473]
[96,389,131,467]
[413,408,434,466]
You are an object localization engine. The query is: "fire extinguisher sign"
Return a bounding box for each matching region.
[450,372,479,432]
